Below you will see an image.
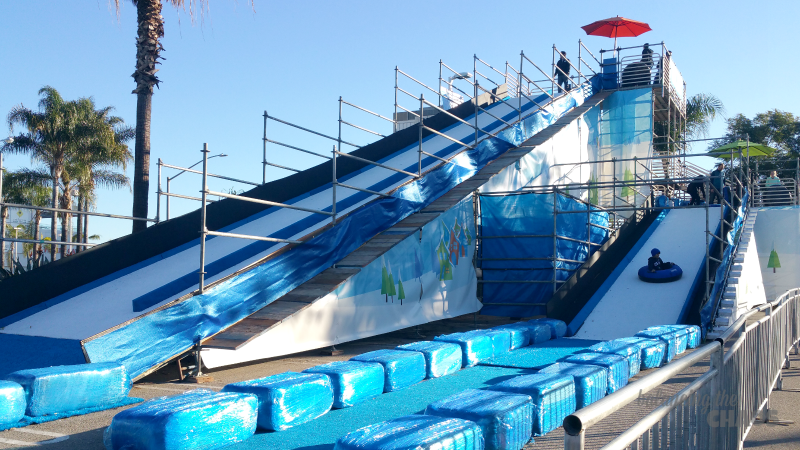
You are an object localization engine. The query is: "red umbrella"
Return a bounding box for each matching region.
[581,16,652,49]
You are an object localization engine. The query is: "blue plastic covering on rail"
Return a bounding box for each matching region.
[82,84,594,379]
[479,192,609,318]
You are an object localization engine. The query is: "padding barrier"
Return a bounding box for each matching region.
[585,342,642,378]
[664,325,701,348]
[351,349,426,393]
[303,361,384,409]
[334,415,484,450]
[475,330,512,358]
[492,325,531,350]
[435,332,495,367]
[426,389,533,450]
[530,319,567,339]
[562,353,629,394]
[104,389,257,450]
[0,381,25,427]
[6,362,131,417]
[635,326,684,361]
[223,372,333,431]
[396,341,462,379]
[614,337,667,369]
[489,373,576,436]
[540,362,606,409]
[519,322,552,344]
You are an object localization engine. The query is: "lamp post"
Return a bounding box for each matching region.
[166,153,227,220]
[13,225,24,264]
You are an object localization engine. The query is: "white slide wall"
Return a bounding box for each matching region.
[574,208,711,340]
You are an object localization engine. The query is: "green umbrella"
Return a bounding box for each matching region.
[707,140,776,158]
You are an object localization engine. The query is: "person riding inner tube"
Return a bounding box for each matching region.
[639,248,683,283]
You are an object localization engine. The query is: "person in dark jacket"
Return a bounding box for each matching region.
[710,163,725,204]
[642,43,654,69]
[686,176,705,205]
[555,51,571,93]
[648,248,674,272]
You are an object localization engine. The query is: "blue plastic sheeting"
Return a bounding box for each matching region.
[334,415,484,450]
[302,362,384,409]
[562,353,629,394]
[222,372,333,431]
[6,362,131,418]
[612,337,666,369]
[480,338,599,370]
[474,330,512,358]
[491,325,531,350]
[520,322,555,344]
[585,342,642,378]
[539,362,606,409]
[105,389,257,450]
[396,342,462,379]
[0,381,25,427]
[663,325,701,349]
[529,319,567,339]
[435,332,495,367]
[488,373,575,436]
[1,397,143,432]
[634,329,678,364]
[701,191,749,332]
[479,192,609,318]
[426,389,532,450]
[351,350,426,393]
[81,84,594,380]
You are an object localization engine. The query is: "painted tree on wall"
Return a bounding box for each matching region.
[414,250,423,300]
[589,174,599,205]
[436,239,453,281]
[387,269,396,302]
[381,263,391,302]
[397,278,406,305]
[620,168,634,202]
[768,246,781,273]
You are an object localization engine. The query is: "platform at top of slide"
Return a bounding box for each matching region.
[571,208,714,340]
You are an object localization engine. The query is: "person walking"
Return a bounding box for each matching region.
[555,51,571,93]
[710,163,725,204]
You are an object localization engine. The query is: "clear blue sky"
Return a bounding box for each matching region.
[1,0,798,243]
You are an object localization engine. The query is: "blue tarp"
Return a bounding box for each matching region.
[479,193,609,317]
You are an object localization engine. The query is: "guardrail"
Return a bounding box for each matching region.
[563,286,800,449]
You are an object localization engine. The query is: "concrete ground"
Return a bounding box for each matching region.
[743,351,800,449]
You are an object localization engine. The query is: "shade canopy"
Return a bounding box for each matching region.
[581,16,652,38]
[707,140,777,158]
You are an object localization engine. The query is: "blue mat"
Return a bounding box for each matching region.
[0,397,143,432]
[225,366,535,450]
[479,339,600,370]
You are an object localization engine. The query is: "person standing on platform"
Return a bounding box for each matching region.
[642,43,654,70]
[555,51,571,93]
[710,163,725,204]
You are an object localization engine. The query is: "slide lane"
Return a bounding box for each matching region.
[571,208,715,340]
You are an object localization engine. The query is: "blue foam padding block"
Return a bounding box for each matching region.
[435,331,495,367]
[562,353,629,394]
[105,389,257,450]
[480,338,600,370]
[539,362,606,409]
[635,327,680,362]
[396,341,462,379]
[492,325,531,350]
[223,372,333,431]
[586,342,642,378]
[474,330,512,358]
[528,319,567,338]
[351,349,426,392]
[0,381,25,427]
[334,414,484,450]
[641,326,689,354]
[426,389,532,450]
[5,362,131,417]
[614,337,667,369]
[303,361,384,409]
[488,373,576,435]
[664,325,701,348]
[1,397,143,432]
[519,322,552,344]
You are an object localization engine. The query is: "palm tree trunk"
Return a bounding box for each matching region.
[131,0,164,234]
[83,197,88,246]
[50,172,58,261]
[76,193,83,254]
[33,211,41,257]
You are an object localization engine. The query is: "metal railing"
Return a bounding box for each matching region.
[563,287,800,449]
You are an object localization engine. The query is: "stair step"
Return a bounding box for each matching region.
[718,308,734,317]
[721,299,735,308]
[723,293,736,300]
[716,317,732,326]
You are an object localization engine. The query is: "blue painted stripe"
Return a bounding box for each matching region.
[567,210,669,336]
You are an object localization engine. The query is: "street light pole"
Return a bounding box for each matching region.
[165,153,226,220]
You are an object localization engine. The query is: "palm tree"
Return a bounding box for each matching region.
[685,93,725,141]
[111,0,253,233]
[5,86,81,260]
[1,169,51,260]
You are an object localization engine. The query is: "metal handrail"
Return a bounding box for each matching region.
[0,202,157,222]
